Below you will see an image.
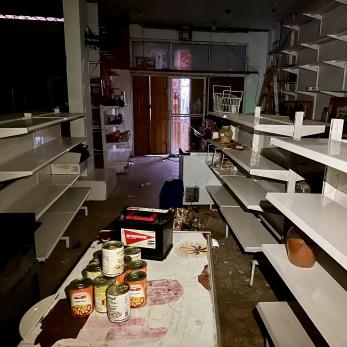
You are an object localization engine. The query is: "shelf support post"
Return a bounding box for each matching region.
[293,111,304,140]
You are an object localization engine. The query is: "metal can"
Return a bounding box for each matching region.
[115,268,128,283]
[102,241,124,277]
[125,271,147,308]
[69,278,94,317]
[124,247,141,261]
[106,282,130,323]
[85,263,102,280]
[93,275,115,313]
[124,255,132,266]
[127,260,147,273]
[93,250,102,262]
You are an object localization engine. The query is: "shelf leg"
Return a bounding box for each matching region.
[60,236,70,249]
[80,206,88,216]
[225,224,229,238]
[250,259,259,286]
[265,337,270,347]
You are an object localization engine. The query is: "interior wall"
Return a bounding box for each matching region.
[129,24,269,113]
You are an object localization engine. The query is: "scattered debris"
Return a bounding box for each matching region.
[224,261,228,264]
[145,182,151,186]
[139,183,145,187]
[127,195,136,198]
[228,270,232,275]
[128,161,134,166]
[237,270,244,274]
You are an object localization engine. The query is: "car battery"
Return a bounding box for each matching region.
[108,207,174,261]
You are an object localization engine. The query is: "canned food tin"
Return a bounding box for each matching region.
[102,241,124,277]
[93,250,102,262]
[124,255,132,266]
[115,267,127,283]
[106,282,130,323]
[127,260,147,273]
[93,275,115,313]
[124,247,141,261]
[85,263,102,280]
[69,278,94,317]
[125,271,147,308]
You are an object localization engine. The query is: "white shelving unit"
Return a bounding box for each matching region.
[98,105,131,173]
[0,137,84,181]
[279,0,347,120]
[261,117,347,346]
[35,187,91,261]
[263,244,347,347]
[0,113,89,261]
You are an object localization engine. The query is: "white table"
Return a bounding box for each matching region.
[19,231,219,347]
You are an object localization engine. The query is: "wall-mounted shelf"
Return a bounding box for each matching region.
[263,244,347,347]
[206,185,239,207]
[0,174,79,220]
[266,192,347,270]
[220,207,277,252]
[0,113,84,139]
[270,137,347,173]
[256,302,314,347]
[0,137,85,182]
[222,176,283,212]
[222,148,298,181]
[35,187,91,261]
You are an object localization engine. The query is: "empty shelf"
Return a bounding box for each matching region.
[220,207,277,252]
[222,148,290,180]
[263,244,347,347]
[0,113,84,138]
[47,187,91,213]
[256,302,314,347]
[266,193,347,270]
[206,185,239,207]
[271,137,347,174]
[222,176,269,211]
[35,187,91,261]
[1,174,79,219]
[0,137,85,182]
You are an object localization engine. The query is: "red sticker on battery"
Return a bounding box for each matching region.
[121,228,156,249]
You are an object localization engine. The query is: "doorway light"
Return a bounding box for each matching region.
[0,14,64,22]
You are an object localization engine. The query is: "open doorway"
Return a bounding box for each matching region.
[170,77,205,153]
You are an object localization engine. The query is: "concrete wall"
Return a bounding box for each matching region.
[129,24,269,113]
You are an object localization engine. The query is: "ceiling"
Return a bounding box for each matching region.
[0,0,316,31]
[99,0,316,31]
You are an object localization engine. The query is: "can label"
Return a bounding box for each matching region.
[102,247,124,276]
[70,288,93,317]
[94,285,108,313]
[121,228,156,249]
[106,292,130,323]
[129,283,147,308]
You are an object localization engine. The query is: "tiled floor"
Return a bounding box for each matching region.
[3,156,278,347]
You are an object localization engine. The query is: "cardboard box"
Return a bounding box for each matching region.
[51,152,87,175]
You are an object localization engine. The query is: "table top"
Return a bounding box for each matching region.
[20,231,219,347]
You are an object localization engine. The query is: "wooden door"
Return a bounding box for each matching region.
[150,76,169,154]
[133,75,150,156]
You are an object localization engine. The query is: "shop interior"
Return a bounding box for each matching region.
[0,0,346,346]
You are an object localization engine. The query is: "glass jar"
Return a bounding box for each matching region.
[219,125,233,144]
